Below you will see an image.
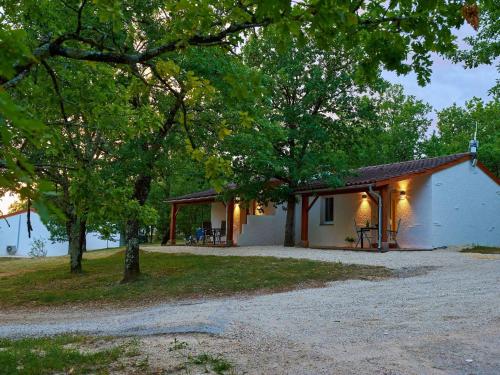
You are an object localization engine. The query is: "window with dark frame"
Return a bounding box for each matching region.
[322,197,334,224]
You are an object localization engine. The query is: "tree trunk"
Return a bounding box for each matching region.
[122,217,141,282]
[122,174,152,283]
[68,215,86,273]
[161,228,169,246]
[81,218,87,252]
[284,194,296,247]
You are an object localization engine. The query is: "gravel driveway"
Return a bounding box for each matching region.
[1,246,499,374]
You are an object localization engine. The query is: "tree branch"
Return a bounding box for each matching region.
[75,0,88,35]
[41,61,68,123]
[1,19,269,88]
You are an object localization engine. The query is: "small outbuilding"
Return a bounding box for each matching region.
[0,210,120,257]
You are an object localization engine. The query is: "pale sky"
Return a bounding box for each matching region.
[0,193,18,215]
[382,25,498,126]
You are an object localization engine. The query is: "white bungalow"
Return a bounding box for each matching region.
[0,210,120,257]
[167,153,500,250]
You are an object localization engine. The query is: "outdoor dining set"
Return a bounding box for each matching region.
[184,218,401,248]
[354,218,401,249]
[185,221,227,245]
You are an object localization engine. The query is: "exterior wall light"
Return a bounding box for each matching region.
[362,193,367,199]
[400,190,406,199]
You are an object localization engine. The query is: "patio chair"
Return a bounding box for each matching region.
[354,220,363,248]
[388,218,401,248]
[216,220,227,244]
[363,228,377,249]
[195,227,205,243]
[185,233,196,246]
[202,221,213,244]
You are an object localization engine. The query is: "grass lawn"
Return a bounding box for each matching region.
[0,249,391,308]
[0,335,156,375]
[461,245,500,254]
[0,334,237,375]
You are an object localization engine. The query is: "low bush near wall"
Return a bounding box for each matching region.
[461,246,500,254]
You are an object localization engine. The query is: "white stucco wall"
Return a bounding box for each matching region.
[210,202,227,229]
[238,204,287,246]
[431,161,500,247]
[0,211,120,257]
[303,193,375,248]
[210,202,240,242]
[389,175,433,249]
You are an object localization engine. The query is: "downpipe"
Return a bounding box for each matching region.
[368,185,383,252]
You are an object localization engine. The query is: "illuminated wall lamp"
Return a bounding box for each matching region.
[362,193,368,200]
[400,190,406,200]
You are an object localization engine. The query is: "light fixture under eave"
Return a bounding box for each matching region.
[362,193,368,199]
[400,190,406,200]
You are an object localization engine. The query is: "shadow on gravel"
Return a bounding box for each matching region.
[393,266,441,279]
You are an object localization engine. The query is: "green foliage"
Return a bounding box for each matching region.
[225,31,364,204]
[454,1,499,95]
[226,32,432,207]
[424,97,500,176]
[460,245,500,254]
[169,338,189,351]
[1,0,472,195]
[345,236,355,243]
[0,0,490,273]
[347,85,432,167]
[0,335,123,375]
[28,238,48,258]
[189,353,233,374]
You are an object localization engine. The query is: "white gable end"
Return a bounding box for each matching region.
[431,160,500,247]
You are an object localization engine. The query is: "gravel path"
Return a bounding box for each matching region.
[1,246,499,374]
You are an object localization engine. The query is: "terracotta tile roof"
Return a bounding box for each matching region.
[296,152,472,191]
[166,183,237,203]
[166,188,218,202]
[0,209,36,220]
[168,153,472,202]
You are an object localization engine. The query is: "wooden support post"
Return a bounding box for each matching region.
[300,195,309,247]
[381,186,389,246]
[308,196,319,211]
[169,203,177,245]
[240,205,247,233]
[226,199,235,246]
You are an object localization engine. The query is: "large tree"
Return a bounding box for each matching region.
[106,47,256,281]
[9,60,132,273]
[227,32,433,246]
[226,31,380,246]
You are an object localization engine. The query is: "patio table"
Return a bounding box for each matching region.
[359,226,378,248]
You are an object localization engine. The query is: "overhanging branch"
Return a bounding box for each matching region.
[1,19,269,88]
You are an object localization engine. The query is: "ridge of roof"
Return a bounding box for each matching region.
[296,152,472,191]
[358,152,470,171]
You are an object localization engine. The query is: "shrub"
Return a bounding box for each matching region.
[28,238,48,258]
